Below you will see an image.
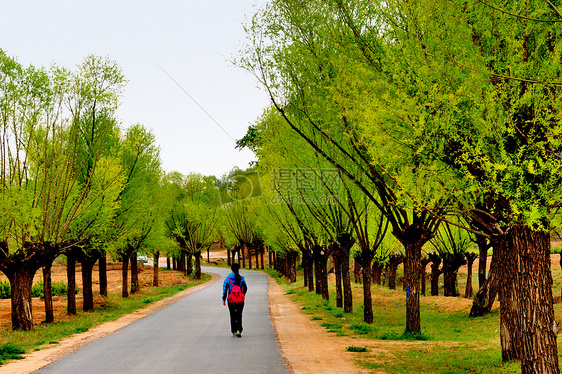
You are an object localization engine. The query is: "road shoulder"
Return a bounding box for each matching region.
[267,276,370,374]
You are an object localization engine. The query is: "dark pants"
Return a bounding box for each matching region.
[227,301,244,334]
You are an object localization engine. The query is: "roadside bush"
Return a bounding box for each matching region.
[0,280,76,299]
[0,281,10,299]
[0,344,25,364]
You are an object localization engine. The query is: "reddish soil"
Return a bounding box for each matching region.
[0,263,188,329]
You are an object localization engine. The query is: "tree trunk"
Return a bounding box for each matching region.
[464,253,477,298]
[153,251,160,287]
[442,253,464,297]
[495,234,520,362]
[513,225,559,374]
[372,260,382,285]
[260,248,265,269]
[172,256,176,270]
[362,263,373,324]
[469,252,498,317]
[307,252,314,292]
[302,252,309,288]
[288,252,297,283]
[67,250,77,315]
[404,241,422,334]
[429,253,441,296]
[122,255,129,298]
[81,257,96,312]
[302,250,314,292]
[388,264,397,289]
[333,248,343,308]
[186,253,193,276]
[477,235,489,288]
[341,249,352,314]
[318,252,329,301]
[387,255,403,290]
[7,265,35,330]
[166,256,171,270]
[131,252,139,294]
[99,251,107,297]
[43,262,54,323]
[195,252,201,280]
[227,246,231,266]
[443,268,459,297]
[420,257,430,296]
[354,257,362,284]
[313,246,322,296]
[180,250,186,275]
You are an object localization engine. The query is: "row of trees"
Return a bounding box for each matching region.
[0,51,252,332]
[0,50,173,330]
[232,1,562,373]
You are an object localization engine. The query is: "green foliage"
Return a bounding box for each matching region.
[0,281,9,299]
[346,346,368,352]
[0,344,25,364]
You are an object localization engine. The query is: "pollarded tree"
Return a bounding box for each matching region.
[65,55,126,313]
[0,51,122,330]
[344,189,389,323]
[111,124,163,298]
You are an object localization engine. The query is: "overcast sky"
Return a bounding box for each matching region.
[1,1,269,177]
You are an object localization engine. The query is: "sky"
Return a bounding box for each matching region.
[0,1,269,177]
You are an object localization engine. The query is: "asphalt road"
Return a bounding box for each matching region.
[34,267,289,374]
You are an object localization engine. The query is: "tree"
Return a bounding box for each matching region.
[165,172,220,279]
[111,124,163,298]
[0,51,122,329]
[66,55,126,313]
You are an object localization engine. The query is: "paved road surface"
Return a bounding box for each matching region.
[35,267,289,374]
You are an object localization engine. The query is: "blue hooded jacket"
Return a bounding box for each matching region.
[222,272,248,302]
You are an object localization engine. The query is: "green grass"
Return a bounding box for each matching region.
[0,345,25,365]
[0,273,211,365]
[347,345,368,352]
[272,274,521,374]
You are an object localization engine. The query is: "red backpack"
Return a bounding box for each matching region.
[227,276,245,304]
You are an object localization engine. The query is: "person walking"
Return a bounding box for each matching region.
[222,263,248,337]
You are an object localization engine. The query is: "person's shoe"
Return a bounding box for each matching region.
[236,332,242,338]
[232,332,237,337]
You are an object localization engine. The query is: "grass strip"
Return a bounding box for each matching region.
[263,268,523,373]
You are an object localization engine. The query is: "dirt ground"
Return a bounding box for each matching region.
[0,261,364,374]
[0,263,188,329]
